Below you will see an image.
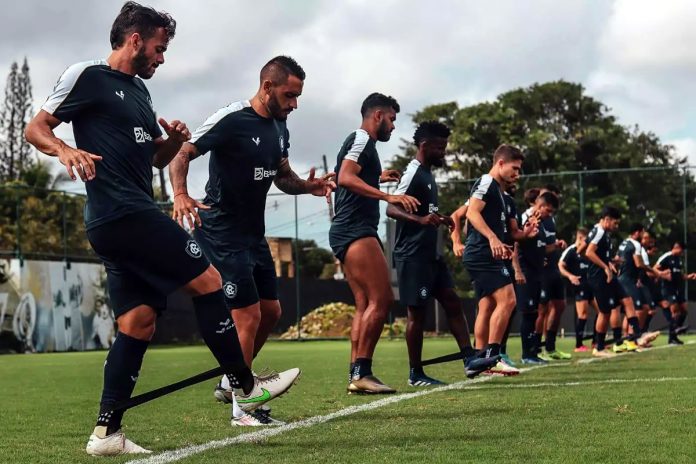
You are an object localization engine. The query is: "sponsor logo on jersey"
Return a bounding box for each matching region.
[223,282,237,299]
[185,239,202,258]
[115,90,124,100]
[279,136,284,151]
[428,204,439,213]
[252,137,261,146]
[134,127,152,143]
[254,167,278,180]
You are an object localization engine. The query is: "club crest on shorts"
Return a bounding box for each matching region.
[185,239,202,258]
[419,287,429,299]
[223,282,237,299]
[502,267,510,277]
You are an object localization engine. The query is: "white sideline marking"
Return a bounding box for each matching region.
[455,376,696,391]
[128,341,692,464]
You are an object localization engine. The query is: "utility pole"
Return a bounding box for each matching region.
[322,154,334,220]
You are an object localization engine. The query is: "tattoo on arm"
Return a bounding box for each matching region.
[273,159,307,195]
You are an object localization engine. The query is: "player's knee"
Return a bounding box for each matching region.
[117,308,156,341]
[261,301,282,324]
[187,265,222,296]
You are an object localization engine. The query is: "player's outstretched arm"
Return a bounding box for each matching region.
[558,259,580,285]
[450,204,468,257]
[338,159,419,213]
[25,110,102,182]
[386,204,440,227]
[152,118,191,169]
[169,142,209,229]
[274,159,336,201]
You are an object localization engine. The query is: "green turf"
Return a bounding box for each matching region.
[1,336,695,463]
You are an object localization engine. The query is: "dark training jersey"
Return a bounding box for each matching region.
[392,159,439,261]
[559,244,590,279]
[542,216,561,276]
[331,129,382,232]
[503,192,518,246]
[190,100,289,247]
[618,238,642,281]
[656,251,683,280]
[518,209,554,277]
[462,174,507,270]
[42,60,163,230]
[585,224,613,281]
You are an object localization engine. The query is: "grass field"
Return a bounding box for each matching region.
[2,335,696,464]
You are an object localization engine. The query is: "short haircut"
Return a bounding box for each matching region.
[537,191,559,209]
[629,222,644,234]
[600,205,621,220]
[110,1,176,50]
[576,227,588,236]
[493,144,524,163]
[260,55,305,84]
[361,93,400,118]
[544,184,561,195]
[413,121,451,145]
[673,240,684,248]
[524,188,540,206]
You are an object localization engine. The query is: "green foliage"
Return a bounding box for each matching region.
[0,58,34,182]
[294,239,336,279]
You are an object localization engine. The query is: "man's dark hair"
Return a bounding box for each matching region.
[524,188,540,206]
[260,55,305,84]
[674,240,684,248]
[629,222,644,234]
[361,93,400,117]
[576,227,588,236]
[493,144,524,163]
[537,191,559,209]
[544,184,561,195]
[110,1,176,49]
[413,121,451,145]
[600,205,621,220]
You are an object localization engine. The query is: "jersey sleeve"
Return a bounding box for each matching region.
[589,227,604,245]
[394,162,419,195]
[41,62,97,123]
[559,245,574,264]
[343,130,370,166]
[471,175,493,201]
[190,111,236,156]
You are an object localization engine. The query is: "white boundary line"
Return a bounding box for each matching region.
[128,341,694,464]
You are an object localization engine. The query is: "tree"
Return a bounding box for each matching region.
[0,58,34,182]
[294,239,335,279]
[390,81,695,296]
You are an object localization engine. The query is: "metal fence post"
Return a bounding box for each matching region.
[683,167,689,300]
[294,195,301,340]
[578,172,584,227]
[62,191,68,261]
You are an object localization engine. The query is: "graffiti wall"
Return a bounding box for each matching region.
[0,259,115,353]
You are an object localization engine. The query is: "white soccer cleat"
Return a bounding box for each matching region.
[235,368,300,412]
[231,406,286,427]
[85,428,152,456]
[485,359,520,376]
[231,413,267,427]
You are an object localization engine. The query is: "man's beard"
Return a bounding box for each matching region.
[266,93,287,121]
[133,47,154,79]
[376,120,392,142]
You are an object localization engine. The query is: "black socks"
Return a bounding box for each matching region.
[612,327,623,345]
[520,312,537,358]
[576,318,587,348]
[97,331,149,435]
[545,330,557,353]
[596,332,607,351]
[627,316,641,341]
[354,358,373,378]
[193,290,253,393]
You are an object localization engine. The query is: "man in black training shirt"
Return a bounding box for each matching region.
[330,93,419,394]
[169,56,335,425]
[387,122,497,386]
[655,241,696,345]
[558,228,594,352]
[25,3,295,455]
[463,144,525,375]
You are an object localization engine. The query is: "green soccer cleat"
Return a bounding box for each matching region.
[612,342,627,353]
[537,351,553,362]
[546,350,572,360]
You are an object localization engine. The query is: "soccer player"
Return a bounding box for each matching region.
[387,121,497,386]
[537,185,569,361]
[558,228,594,352]
[169,56,333,425]
[516,191,560,364]
[639,232,669,334]
[25,2,295,455]
[583,206,641,357]
[655,241,696,345]
[330,93,419,394]
[616,224,661,347]
[463,144,525,375]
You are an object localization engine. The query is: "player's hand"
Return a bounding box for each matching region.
[380,169,401,183]
[515,271,527,285]
[489,237,512,260]
[159,118,191,145]
[437,213,455,230]
[604,266,614,283]
[569,275,581,286]
[688,272,696,280]
[172,193,210,229]
[385,194,420,213]
[453,241,465,257]
[556,239,568,249]
[523,216,539,238]
[305,167,336,203]
[56,145,102,181]
[662,269,672,281]
[609,262,618,274]
[419,213,442,227]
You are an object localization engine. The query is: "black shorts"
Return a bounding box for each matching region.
[465,261,513,300]
[572,281,594,302]
[194,231,278,309]
[661,282,686,304]
[619,275,644,308]
[395,258,454,307]
[515,278,542,314]
[647,279,665,305]
[587,277,627,314]
[639,285,654,309]
[87,209,210,318]
[540,271,565,303]
[329,225,380,263]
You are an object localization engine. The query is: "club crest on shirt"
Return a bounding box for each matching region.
[223,282,237,299]
[185,239,202,258]
[419,287,429,299]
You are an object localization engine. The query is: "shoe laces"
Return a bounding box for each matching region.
[256,368,280,384]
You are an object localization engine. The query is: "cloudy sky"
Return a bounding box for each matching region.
[3,0,695,244]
